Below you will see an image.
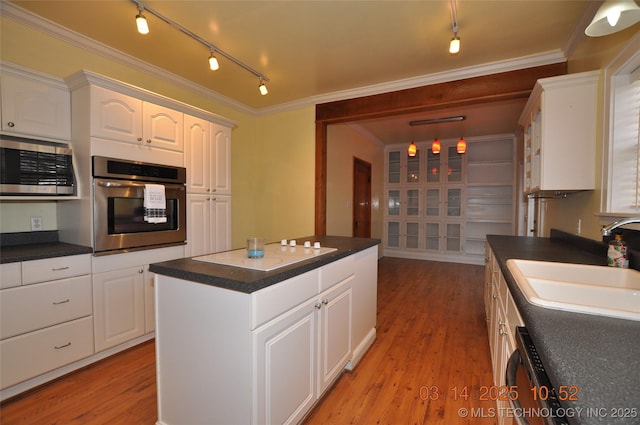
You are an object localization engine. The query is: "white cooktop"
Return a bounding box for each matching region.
[193,243,337,271]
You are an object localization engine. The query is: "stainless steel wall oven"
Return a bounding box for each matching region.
[92,156,186,254]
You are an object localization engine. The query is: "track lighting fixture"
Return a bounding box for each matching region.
[408,141,417,157]
[131,0,269,95]
[259,78,268,96]
[208,51,220,71]
[449,0,460,54]
[585,0,640,37]
[135,7,149,35]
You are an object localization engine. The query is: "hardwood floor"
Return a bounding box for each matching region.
[0,257,496,425]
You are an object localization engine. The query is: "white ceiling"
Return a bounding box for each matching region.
[7,1,616,144]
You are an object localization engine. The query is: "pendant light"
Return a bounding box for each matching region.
[457,137,467,154]
[585,0,640,37]
[407,141,417,157]
[432,138,441,154]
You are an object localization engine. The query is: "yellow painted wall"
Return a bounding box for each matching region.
[326,124,384,239]
[0,16,315,248]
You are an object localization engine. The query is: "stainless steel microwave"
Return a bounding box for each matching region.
[0,138,76,195]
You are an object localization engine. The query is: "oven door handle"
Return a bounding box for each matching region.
[96,180,184,189]
[506,349,529,425]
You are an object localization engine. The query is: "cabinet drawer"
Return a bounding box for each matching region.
[0,316,94,389]
[0,262,21,289]
[319,255,354,292]
[252,269,319,329]
[21,254,91,285]
[1,275,92,339]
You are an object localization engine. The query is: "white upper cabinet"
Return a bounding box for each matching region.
[184,114,211,193]
[0,65,71,142]
[89,86,142,144]
[519,71,599,195]
[212,124,232,194]
[90,85,183,152]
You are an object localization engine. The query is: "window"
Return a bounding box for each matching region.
[602,36,640,214]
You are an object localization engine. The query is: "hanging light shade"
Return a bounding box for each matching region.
[585,0,640,37]
[432,138,441,154]
[407,141,417,157]
[457,137,467,154]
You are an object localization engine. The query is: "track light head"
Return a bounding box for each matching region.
[259,79,268,95]
[135,5,149,35]
[208,52,220,71]
[449,34,460,54]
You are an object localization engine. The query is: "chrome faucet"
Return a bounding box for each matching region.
[601,217,640,236]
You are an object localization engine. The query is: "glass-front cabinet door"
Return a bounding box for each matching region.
[447,146,463,183]
[425,222,440,251]
[406,150,420,183]
[445,223,462,252]
[387,189,401,217]
[387,151,401,185]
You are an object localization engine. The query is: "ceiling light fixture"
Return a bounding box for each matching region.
[408,141,417,157]
[208,51,220,71]
[409,115,466,127]
[457,137,467,154]
[432,138,441,154]
[449,0,460,54]
[135,6,149,35]
[131,0,269,94]
[585,0,640,37]
[259,78,268,95]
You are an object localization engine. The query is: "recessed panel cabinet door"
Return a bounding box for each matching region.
[92,267,145,352]
[253,298,318,425]
[143,102,184,152]
[1,72,71,141]
[90,85,142,144]
[318,277,353,394]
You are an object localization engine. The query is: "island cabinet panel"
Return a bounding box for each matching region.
[154,244,378,425]
[156,276,252,425]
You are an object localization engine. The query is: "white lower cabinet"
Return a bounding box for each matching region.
[92,267,146,352]
[185,194,231,257]
[253,276,353,425]
[0,254,93,392]
[0,317,94,389]
[156,246,377,425]
[485,245,523,425]
[253,297,318,425]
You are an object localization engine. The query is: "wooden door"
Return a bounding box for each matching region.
[353,158,371,238]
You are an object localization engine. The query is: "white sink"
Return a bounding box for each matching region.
[506,259,640,321]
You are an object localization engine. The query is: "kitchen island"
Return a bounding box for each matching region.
[487,230,640,425]
[149,235,379,425]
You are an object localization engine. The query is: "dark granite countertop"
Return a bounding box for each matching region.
[487,231,640,425]
[149,235,380,294]
[0,231,93,263]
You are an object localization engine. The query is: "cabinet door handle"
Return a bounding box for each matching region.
[146,139,152,144]
[137,137,143,142]
[7,121,15,128]
[322,299,329,305]
[52,266,70,271]
[53,299,70,305]
[54,342,71,349]
[315,302,322,309]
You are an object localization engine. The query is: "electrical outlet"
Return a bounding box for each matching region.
[30,216,43,231]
